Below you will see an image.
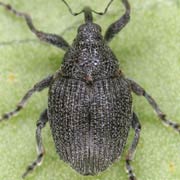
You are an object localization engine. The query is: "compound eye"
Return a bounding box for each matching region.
[97,25,102,32]
[77,24,86,33]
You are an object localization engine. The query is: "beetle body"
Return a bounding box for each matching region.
[48,22,132,175]
[1,1,178,179]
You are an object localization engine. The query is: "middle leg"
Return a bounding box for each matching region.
[127,78,180,133]
[0,75,53,122]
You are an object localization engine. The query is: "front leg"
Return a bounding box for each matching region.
[104,0,130,43]
[0,2,70,51]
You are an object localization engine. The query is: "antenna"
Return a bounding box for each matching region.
[62,0,83,16]
[92,0,114,15]
[62,0,114,16]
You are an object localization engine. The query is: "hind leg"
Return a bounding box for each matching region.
[125,112,141,180]
[22,109,48,178]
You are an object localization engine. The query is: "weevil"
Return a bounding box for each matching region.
[0,0,179,179]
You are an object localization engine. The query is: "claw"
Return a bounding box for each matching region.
[129,176,137,180]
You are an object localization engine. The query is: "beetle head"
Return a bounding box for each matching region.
[77,22,102,42]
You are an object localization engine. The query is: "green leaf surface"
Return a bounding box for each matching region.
[0,0,180,180]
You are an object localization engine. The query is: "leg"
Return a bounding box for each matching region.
[0,2,70,51]
[22,109,48,178]
[104,0,130,43]
[0,75,53,122]
[126,112,141,180]
[127,78,180,133]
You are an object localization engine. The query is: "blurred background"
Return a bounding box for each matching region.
[0,0,180,180]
